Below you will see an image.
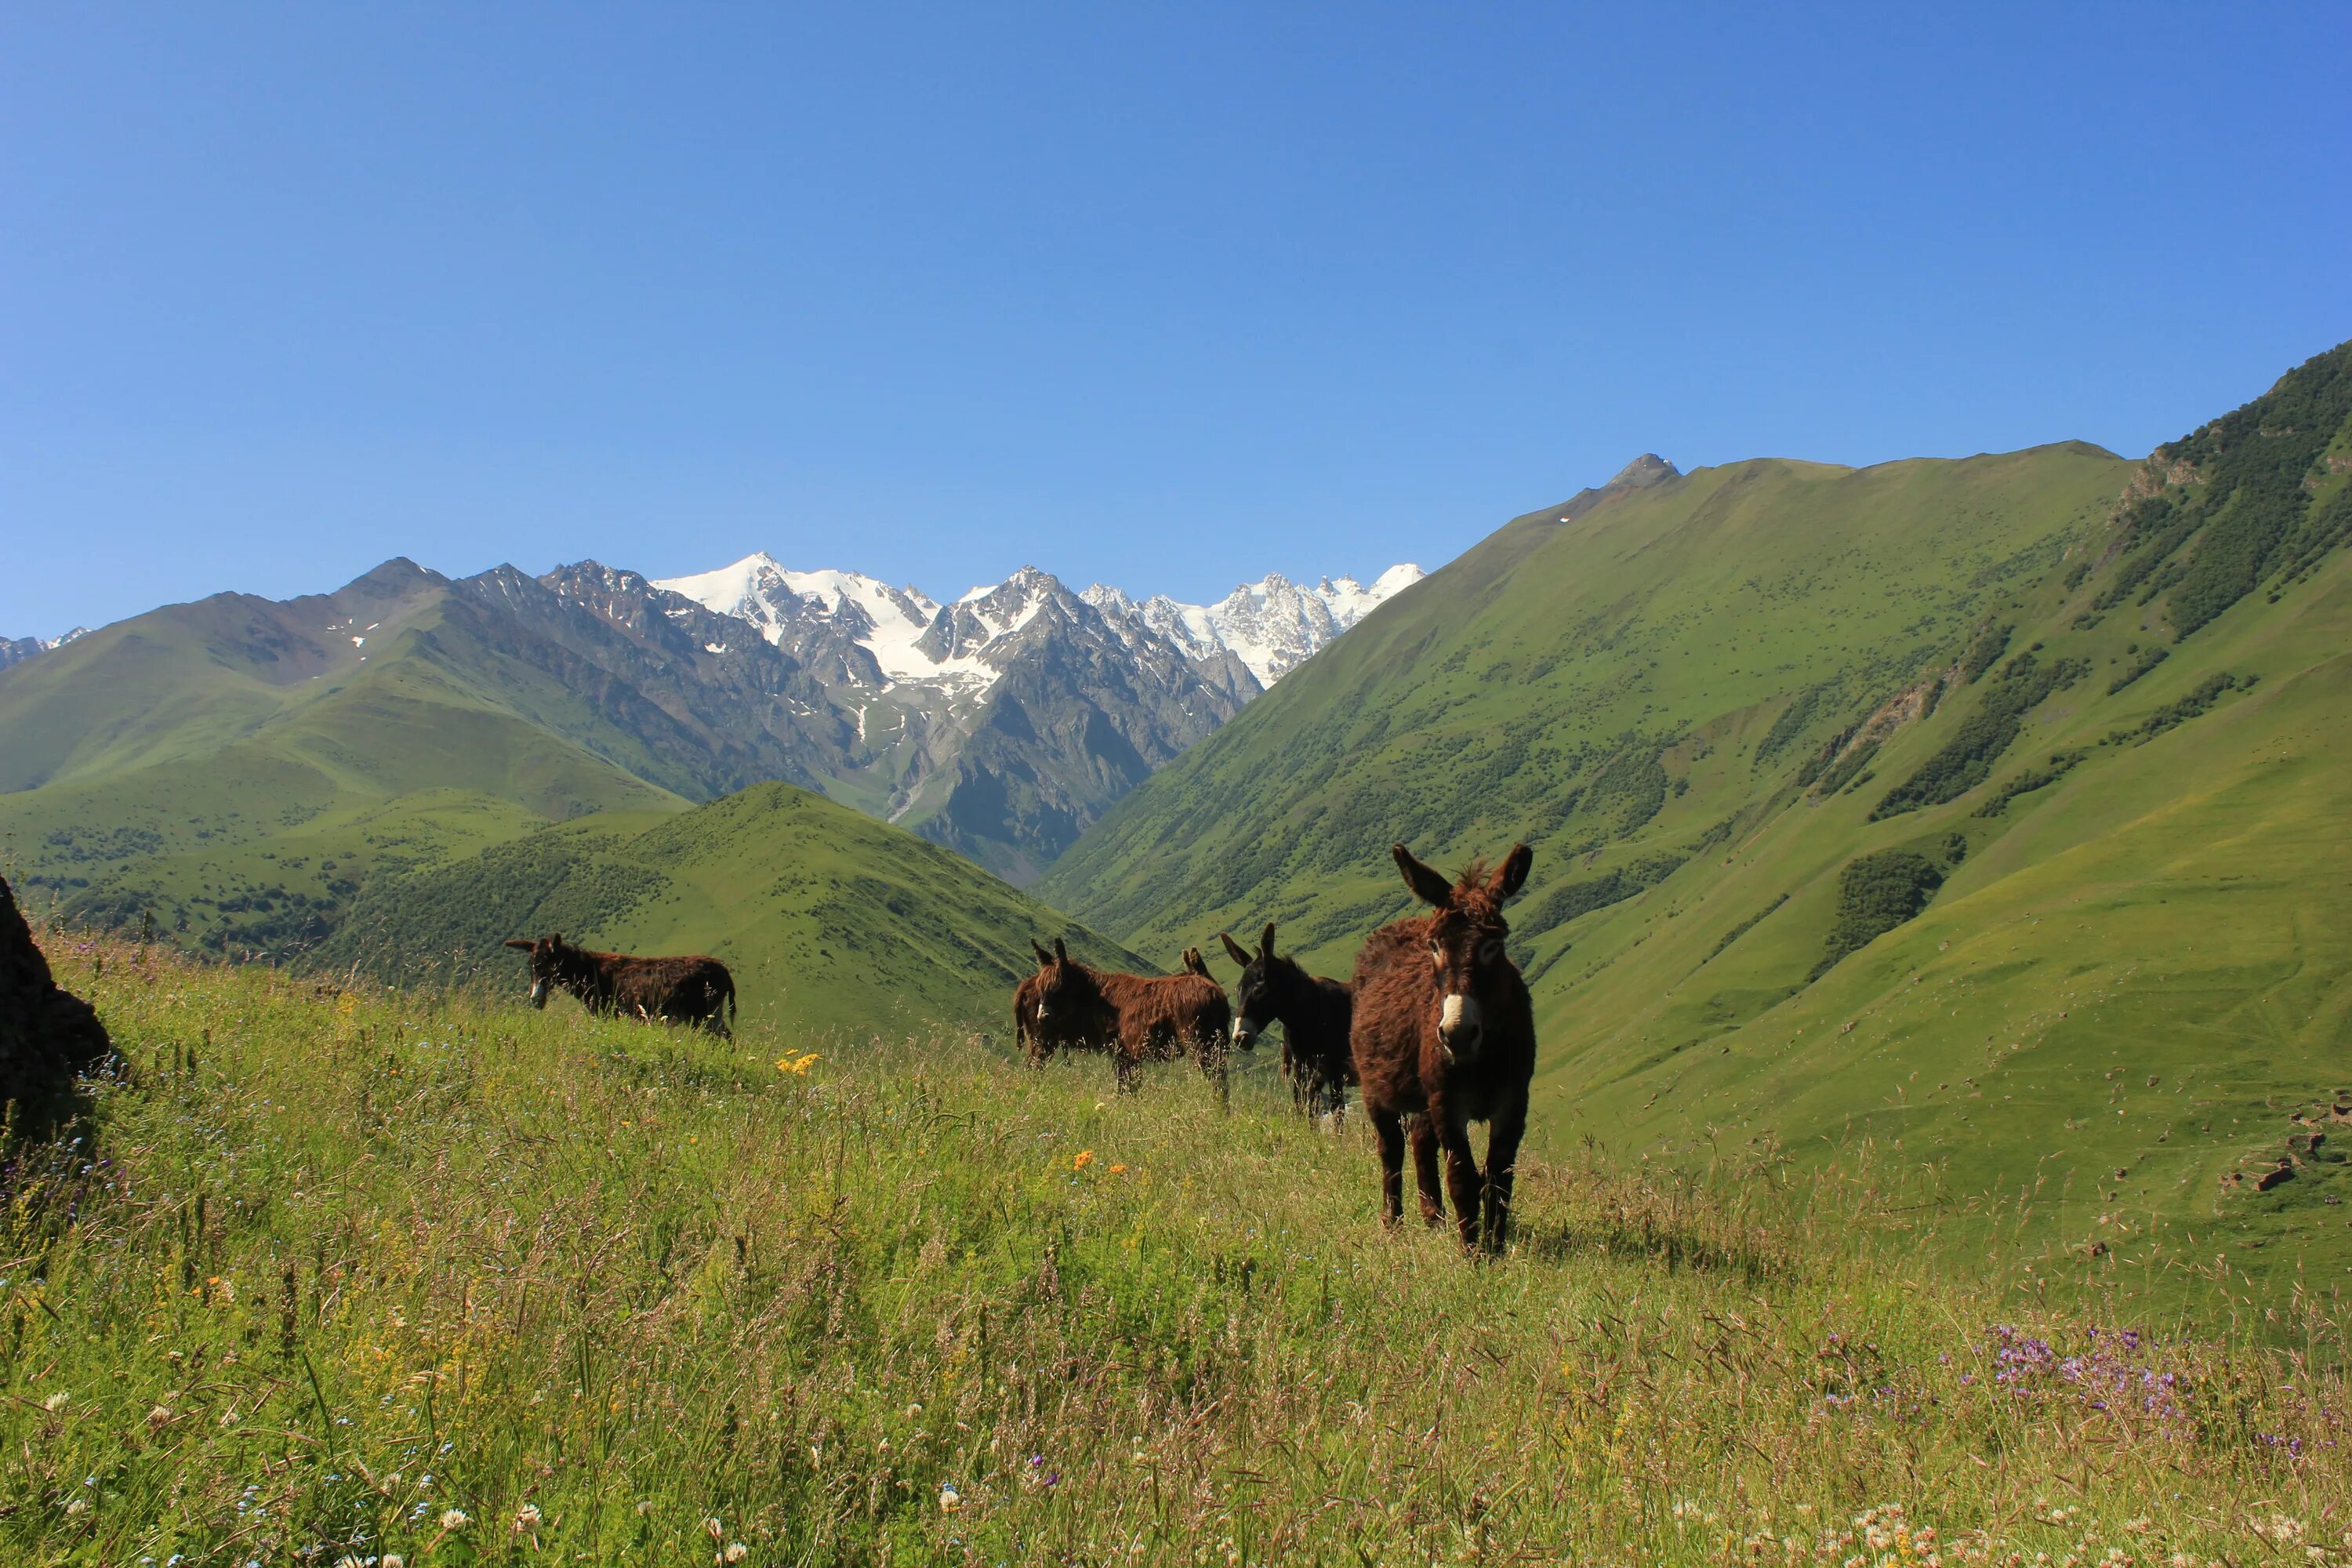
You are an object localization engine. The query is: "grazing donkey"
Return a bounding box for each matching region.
[1031,938,1236,1097]
[502,935,736,1037]
[1348,844,1535,1254]
[1219,924,1354,1119]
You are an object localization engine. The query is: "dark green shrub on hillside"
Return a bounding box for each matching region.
[1519,854,1685,938]
[2107,645,2168,695]
[1812,737,1881,798]
[2105,673,2252,748]
[1755,686,1831,770]
[1958,622,2014,684]
[1812,851,1946,979]
[1973,751,2086,817]
[2092,342,2352,636]
[1870,654,2088,819]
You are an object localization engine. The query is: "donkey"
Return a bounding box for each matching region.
[1348,844,1535,1254]
[1032,938,1236,1098]
[1015,938,1105,1064]
[502,935,736,1037]
[1219,924,1354,1119]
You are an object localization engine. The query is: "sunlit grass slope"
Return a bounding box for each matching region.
[1042,341,2352,1307]
[8,937,2350,1566]
[314,782,1149,1036]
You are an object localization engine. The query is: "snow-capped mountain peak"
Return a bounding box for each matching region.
[655,552,1425,702]
[1087,564,1425,687]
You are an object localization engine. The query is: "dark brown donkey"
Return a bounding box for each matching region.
[1219,924,1354,1119]
[1015,938,1105,1064]
[1349,844,1535,1253]
[503,935,736,1037]
[1031,938,1236,1097]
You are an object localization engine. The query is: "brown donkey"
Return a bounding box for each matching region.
[503,935,736,1037]
[1015,938,1105,1064]
[1219,924,1354,1119]
[1349,844,1535,1253]
[1032,938,1236,1098]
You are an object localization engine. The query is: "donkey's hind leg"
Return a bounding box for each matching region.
[1369,1107,1408,1229]
[1407,1114,1446,1226]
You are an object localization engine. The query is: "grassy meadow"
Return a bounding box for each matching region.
[9,931,2352,1566]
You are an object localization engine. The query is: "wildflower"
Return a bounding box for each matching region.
[147,1405,172,1428]
[704,1518,725,1541]
[515,1502,543,1530]
[1109,1163,1128,1174]
[1073,1149,1097,1171]
[383,1559,405,1568]
[938,1484,963,1513]
[725,1547,750,1564]
[65,1497,91,1516]
[43,1391,70,1412]
[774,1051,819,1076]
[439,1508,469,1530]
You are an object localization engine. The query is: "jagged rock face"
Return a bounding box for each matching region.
[0,637,42,672]
[905,574,1253,883]
[0,874,114,1139]
[442,562,860,800]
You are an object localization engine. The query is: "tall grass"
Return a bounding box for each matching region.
[6,935,2350,1566]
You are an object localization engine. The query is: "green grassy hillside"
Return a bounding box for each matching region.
[1042,339,2352,1304]
[314,781,1150,1036]
[9,935,2345,1565]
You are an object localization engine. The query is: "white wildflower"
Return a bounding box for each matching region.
[439,1508,469,1530]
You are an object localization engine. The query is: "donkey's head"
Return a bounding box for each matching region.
[1392,844,1532,1059]
[1031,937,1098,1030]
[1219,923,1294,1050]
[503,933,582,1009]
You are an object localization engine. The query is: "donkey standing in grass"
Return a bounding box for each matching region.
[1016,938,1105,1064]
[1220,924,1354,1120]
[503,935,736,1038]
[1349,844,1535,1253]
[1031,938,1236,1098]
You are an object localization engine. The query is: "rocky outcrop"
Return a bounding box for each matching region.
[1,875,115,1140]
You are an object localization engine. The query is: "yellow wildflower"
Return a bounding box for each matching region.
[1073,1149,1096,1171]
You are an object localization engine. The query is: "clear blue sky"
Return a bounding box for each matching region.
[3,3,2346,637]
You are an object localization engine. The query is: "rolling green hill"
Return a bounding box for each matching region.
[0,563,691,956]
[314,780,1149,1037]
[1042,339,2352,1301]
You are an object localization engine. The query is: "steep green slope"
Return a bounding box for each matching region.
[1043,339,2352,1301]
[314,780,1149,1037]
[1043,441,2129,953]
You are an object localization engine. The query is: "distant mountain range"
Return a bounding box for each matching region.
[0,548,1422,962]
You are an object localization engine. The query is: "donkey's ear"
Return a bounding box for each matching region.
[1053,937,1068,964]
[503,938,535,951]
[1392,844,1454,908]
[1260,921,1277,958]
[1030,938,1053,968]
[1219,931,1252,967]
[1492,843,1534,901]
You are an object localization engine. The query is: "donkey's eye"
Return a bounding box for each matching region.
[1478,938,1504,966]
